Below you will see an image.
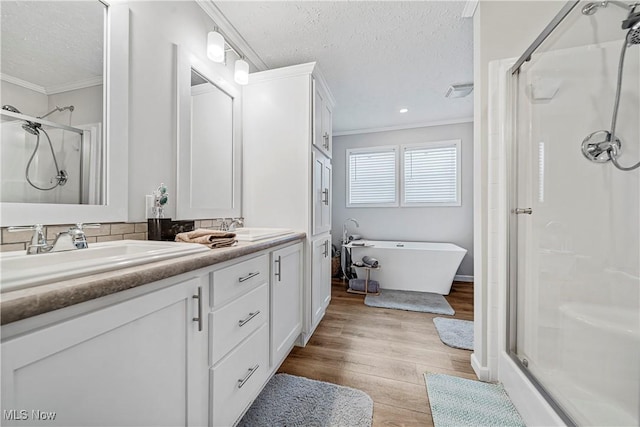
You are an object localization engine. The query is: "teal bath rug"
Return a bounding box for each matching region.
[238,373,373,427]
[433,317,474,350]
[424,373,525,427]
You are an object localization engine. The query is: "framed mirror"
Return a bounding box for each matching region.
[0,1,129,226]
[175,45,241,220]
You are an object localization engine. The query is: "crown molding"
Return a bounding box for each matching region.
[333,117,474,137]
[248,61,317,83]
[1,73,102,95]
[196,0,268,72]
[46,76,103,95]
[0,73,46,94]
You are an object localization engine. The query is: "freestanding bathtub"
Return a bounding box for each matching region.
[346,240,467,295]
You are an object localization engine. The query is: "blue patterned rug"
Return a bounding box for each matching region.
[424,373,525,426]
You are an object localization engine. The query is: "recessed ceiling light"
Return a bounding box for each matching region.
[399,108,408,113]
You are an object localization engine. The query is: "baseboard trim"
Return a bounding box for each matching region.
[454,274,474,282]
[470,353,491,381]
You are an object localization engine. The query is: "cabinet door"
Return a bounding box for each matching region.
[312,150,323,236]
[312,153,331,236]
[1,278,206,427]
[311,238,331,329]
[271,243,303,367]
[312,79,331,158]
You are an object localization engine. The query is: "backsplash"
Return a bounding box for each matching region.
[0,219,225,252]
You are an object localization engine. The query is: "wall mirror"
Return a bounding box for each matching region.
[176,45,241,220]
[0,1,129,226]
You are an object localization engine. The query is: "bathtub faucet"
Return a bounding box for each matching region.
[342,218,360,244]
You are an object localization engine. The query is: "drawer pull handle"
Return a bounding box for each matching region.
[237,364,259,389]
[238,310,261,327]
[238,271,260,283]
[193,286,203,332]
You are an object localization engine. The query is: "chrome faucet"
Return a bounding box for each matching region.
[342,218,360,244]
[219,218,244,232]
[50,224,91,251]
[8,223,98,255]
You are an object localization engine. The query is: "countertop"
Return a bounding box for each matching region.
[0,232,305,325]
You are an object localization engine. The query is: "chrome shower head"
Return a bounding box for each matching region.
[628,21,640,44]
[22,123,40,136]
[2,105,21,113]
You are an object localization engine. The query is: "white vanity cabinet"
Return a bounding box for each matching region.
[243,62,335,344]
[0,238,305,427]
[1,277,208,427]
[208,242,302,427]
[209,253,270,427]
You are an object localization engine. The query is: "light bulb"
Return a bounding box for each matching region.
[207,31,225,63]
[234,58,249,85]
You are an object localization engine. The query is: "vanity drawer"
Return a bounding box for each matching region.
[211,323,269,427]
[211,254,269,307]
[209,282,268,365]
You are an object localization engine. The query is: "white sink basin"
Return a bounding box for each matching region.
[234,227,294,242]
[0,240,209,293]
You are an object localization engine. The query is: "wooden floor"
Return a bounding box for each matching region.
[278,279,475,427]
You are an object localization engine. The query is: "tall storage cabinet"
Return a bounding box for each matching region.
[243,62,335,344]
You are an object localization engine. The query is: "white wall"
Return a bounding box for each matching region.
[49,85,103,127]
[332,122,474,277]
[126,1,240,222]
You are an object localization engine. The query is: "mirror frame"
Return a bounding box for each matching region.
[175,44,242,220]
[0,1,129,226]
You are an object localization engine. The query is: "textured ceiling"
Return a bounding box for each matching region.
[1,1,105,89]
[215,1,473,133]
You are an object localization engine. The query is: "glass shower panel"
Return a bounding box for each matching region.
[0,121,83,204]
[513,2,640,425]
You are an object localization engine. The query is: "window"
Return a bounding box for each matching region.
[346,147,398,207]
[402,140,461,206]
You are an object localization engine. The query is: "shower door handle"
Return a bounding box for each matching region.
[514,208,533,215]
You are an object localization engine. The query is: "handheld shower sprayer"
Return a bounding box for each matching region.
[1,104,74,189]
[581,5,640,171]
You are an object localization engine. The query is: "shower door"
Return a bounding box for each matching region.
[510,1,640,425]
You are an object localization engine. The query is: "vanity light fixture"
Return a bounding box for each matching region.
[399,108,409,113]
[207,30,225,63]
[234,58,249,85]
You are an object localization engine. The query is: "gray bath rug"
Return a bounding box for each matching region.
[433,317,474,350]
[238,373,373,427]
[425,373,525,427]
[364,289,454,315]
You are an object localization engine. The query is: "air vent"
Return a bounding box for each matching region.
[445,83,473,98]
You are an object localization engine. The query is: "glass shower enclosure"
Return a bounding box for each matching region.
[509,1,640,425]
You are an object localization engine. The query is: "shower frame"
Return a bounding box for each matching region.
[506,2,581,426]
